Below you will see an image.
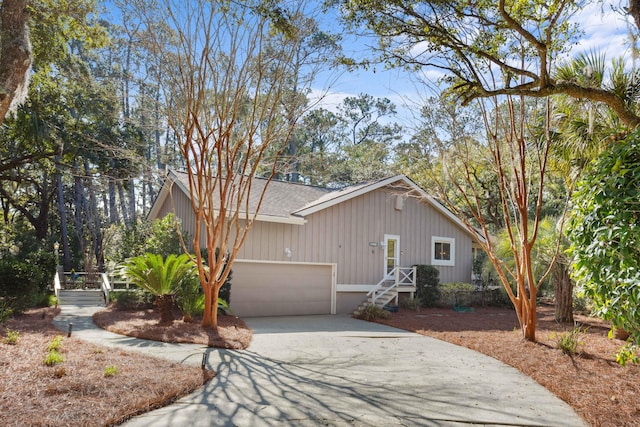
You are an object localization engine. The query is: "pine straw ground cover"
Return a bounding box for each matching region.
[93,306,252,349]
[0,307,215,427]
[374,304,640,427]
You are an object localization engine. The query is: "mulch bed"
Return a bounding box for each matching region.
[374,304,640,427]
[1,307,214,427]
[93,306,252,349]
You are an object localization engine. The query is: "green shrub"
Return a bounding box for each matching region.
[400,297,422,311]
[175,274,204,322]
[48,335,64,352]
[35,293,57,308]
[0,300,14,324]
[414,265,440,307]
[486,287,512,307]
[104,214,186,266]
[553,326,587,355]
[356,304,390,321]
[568,131,640,351]
[2,328,20,345]
[111,290,154,310]
[615,343,639,367]
[439,282,475,306]
[44,350,64,366]
[104,365,119,377]
[0,247,56,314]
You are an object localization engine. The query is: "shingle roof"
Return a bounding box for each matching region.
[160,170,483,242]
[170,170,332,219]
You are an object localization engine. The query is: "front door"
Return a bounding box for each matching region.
[384,234,400,275]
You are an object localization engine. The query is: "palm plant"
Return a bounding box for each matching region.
[118,253,196,325]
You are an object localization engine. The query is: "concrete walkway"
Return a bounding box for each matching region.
[54,306,587,427]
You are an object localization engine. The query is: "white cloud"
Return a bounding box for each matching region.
[571,3,632,58]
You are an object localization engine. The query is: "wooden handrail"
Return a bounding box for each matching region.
[367,266,416,305]
[100,273,111,304]
[53,271,61,298]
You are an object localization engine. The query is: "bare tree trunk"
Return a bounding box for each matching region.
[55,156,71,270]
[553,263,574,323]
[0,0,31,123]
[128,179,136,224]
[118,181,129,225]
[73,160,86,259]
[154,84,164,170]
[83,159,104,272]
[108,159,118,224]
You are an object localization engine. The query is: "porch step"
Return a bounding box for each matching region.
[353,290,398,316]
[58,289,105,307]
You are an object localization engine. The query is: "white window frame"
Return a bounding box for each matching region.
[431,236,455,266]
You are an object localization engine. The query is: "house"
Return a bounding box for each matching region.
[148,170,483,317]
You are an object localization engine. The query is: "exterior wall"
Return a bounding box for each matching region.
[154,187,196,237]
[154,184,476,314]
[234,188,474,285]
[336,292,367,314]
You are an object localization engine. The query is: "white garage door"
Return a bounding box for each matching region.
[229,260,336,317]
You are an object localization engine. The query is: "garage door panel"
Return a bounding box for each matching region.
[230,261,334,317]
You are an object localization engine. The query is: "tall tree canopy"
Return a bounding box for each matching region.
[336,0,640,128]
[0,0,31,123]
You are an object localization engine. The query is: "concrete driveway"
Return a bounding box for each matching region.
[123,315,586,427]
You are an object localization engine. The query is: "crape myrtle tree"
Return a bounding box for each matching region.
[436,96,569,341]
[338,0,588,341]
[141,0,311,328]
[337,0,640,341]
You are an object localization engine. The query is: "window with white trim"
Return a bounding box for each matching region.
[431,236,455,266]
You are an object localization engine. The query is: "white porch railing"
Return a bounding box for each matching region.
[100,273,112,304]
[366,266,417,306]
[53,271,62,298]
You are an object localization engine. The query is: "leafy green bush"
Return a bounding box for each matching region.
[414,265,440,307]
[175,274,204,322]
[48,335,64,352]
[0,300,14,324]
[0,250,56,314]
[110,290,155,310]
[439,282,475,306]
[400,297,422,311]
[104,214,186,267]
[553,326,587,355]
[568,130,640,349]
[44,350,64,366]
[2,328,20,345]
[356,304,390,321]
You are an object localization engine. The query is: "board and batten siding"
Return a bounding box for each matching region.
[155,185,474,286]
[228,188,474,286]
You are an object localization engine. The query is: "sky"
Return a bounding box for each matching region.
[98,1,635,134]
[311,2,636,131]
